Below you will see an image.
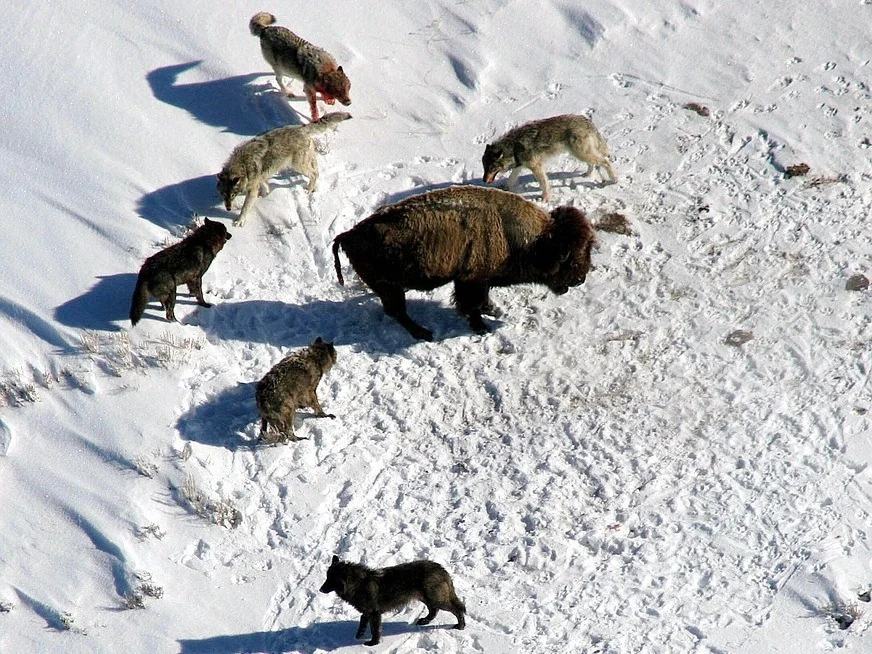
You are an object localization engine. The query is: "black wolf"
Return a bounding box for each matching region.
[320,555,466,646]
[129,217,231,325]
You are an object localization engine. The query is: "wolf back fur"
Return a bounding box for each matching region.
[319,555,466,646]
[216,111,351,227]
[249,11,351,121]
[482,113,616,202]
[255,337,337,443]
[129,218,231,326]
[332,186,596,340]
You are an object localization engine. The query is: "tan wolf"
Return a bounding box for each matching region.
[249,11,351,121]
[482,113,616,202]
[320,555,466,646]
[129,217,231,325]
[217,111,352,227]
[256,337,337,443]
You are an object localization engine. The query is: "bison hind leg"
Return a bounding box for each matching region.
[372,282,433,341]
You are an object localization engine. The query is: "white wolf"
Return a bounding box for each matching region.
[216,112,351,227]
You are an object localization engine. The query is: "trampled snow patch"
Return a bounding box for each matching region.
[0,1,871,653]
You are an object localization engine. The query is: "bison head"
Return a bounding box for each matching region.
[536,206,597,294]
[482,142,514,184]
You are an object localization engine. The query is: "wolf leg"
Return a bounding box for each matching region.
[309,392,335,419]
[187,278,212,307]
[301,151,319,192]
[364,613,382,646]
[506,166,522,192]
[304,85,321,121]
[355,614,369,639]
[161,289,178,322]
[528,162,551,202]
[234,186,261,227]
[599,160,617,183]
[274,72,295,97]
[416,606,438,626]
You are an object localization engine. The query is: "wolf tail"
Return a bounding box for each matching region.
[305,112,352,134]
[332,236,345,286]
[249,11,277,37]
[129,274,149,326]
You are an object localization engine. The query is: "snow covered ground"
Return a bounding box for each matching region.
[1,1,871,652]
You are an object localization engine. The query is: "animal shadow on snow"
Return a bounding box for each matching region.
[197,297,484,349]
[178,619,447,653]
[176,380,259,451]
[54,273,139,332]
[512,169,614,198]
[136,173,233,230]
[146,61,297,137]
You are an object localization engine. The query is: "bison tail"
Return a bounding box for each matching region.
[332,236,345,286]
[129,274,149,326]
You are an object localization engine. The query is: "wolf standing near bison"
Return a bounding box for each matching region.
[127,8,617,646]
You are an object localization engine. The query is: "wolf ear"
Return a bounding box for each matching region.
[204,217,214,225]
[315,336,324,344]
[331,554,340,565]
[337,66,344,73]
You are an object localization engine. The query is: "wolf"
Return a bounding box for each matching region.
[320,555,466,646]
[216,111,352,227]
[256,337,337,444]
[129,217,231,326]
[249,11,351,121]
[482,113,616,202]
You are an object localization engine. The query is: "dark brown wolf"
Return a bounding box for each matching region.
[249,11,351,122]
[129,218,231,325]
[319,555,466,646]
[256,337,337,443]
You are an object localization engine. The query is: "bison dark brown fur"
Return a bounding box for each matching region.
[332,186,596,340]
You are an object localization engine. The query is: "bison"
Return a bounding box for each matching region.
[332,186,596,340]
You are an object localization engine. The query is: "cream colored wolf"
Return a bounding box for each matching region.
[216,112,352,227]
[482,114,616,202]
[249,11,351,121]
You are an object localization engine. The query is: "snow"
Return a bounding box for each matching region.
[1,1,871,652]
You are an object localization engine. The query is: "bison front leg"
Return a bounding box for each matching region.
[373,283,433,341]
[454,281,496,335]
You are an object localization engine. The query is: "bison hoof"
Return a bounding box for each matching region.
[364,639,380,647]
[468,316,490,335]
[482,302,503,318]
[408,326,433,341]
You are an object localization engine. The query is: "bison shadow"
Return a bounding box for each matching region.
[146,61,297,137]
[54,273,139,332]
[135,173,234,230]
[178,619,452,653]
[191,296,485,350]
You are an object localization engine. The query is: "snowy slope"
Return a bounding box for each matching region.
[1,1,871,653]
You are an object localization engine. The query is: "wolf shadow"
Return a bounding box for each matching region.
[178,619,444,653]
[54,273,138,332]
[146,61,296,137]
